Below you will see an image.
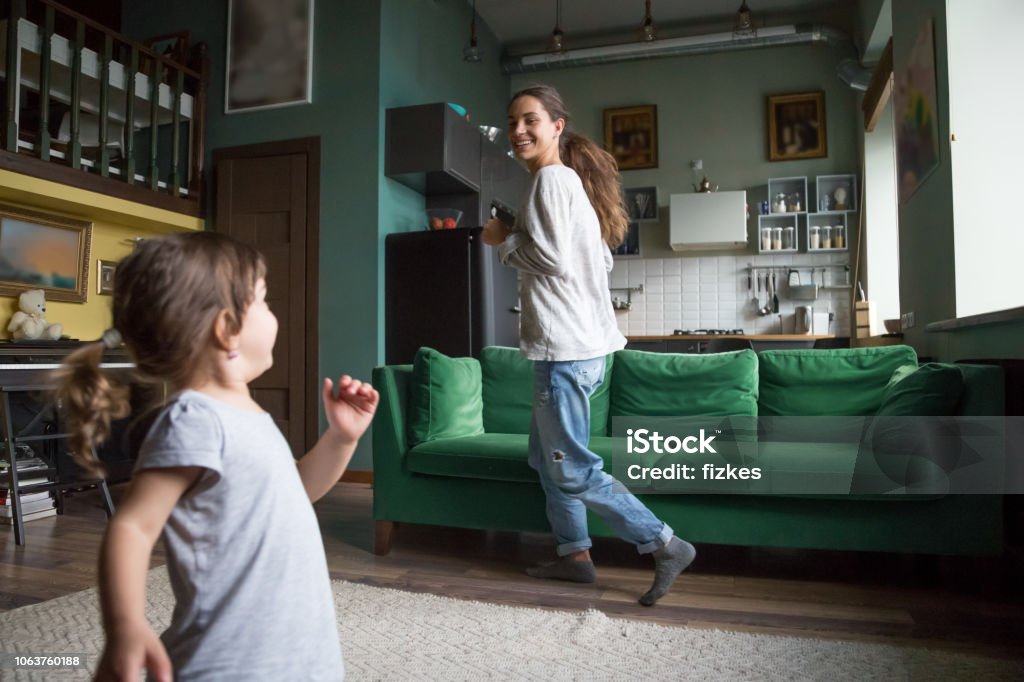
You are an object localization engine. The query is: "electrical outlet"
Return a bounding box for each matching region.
[901,312,915,329]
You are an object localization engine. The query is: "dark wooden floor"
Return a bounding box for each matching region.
[3,483,1024,661]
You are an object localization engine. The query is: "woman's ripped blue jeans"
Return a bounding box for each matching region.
[528,358,673,557]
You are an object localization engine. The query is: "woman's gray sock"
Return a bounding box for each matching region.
[525,557,597,583]
[639,537,696,606]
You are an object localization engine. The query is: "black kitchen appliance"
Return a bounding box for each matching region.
[385,227,520,364]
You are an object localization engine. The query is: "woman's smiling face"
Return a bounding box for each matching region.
[507,95,564,171]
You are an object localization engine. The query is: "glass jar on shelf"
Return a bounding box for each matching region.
[760,227,772,251]
[771,227,783,250]
[783,226,795,250]
[809,225,821,250]
[834,224,846,249]
[821,225,833,249]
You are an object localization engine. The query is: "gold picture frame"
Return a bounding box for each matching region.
[0,205,92,303]
[767,92,827,161]
[603,105,658,170]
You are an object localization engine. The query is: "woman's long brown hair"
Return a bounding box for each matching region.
[510,84,629,249]
[52,232,266,477]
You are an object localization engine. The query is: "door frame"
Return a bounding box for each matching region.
[213,136,321,452]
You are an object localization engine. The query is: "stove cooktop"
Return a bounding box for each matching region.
[672,329,745,336]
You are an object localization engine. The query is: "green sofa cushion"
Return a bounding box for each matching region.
[481,347,534,434]
[610,349,759,417]
[480,346,614,437]
[408,347,484,446]
[758,346,918,416]
[877,363,965,416]
[408,434,613,483]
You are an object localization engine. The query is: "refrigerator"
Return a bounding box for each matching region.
[385,227,520,364]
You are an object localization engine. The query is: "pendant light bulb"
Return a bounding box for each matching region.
[549,0,565,53]
[734,0,756,37]
[464,0,481,62]
[641,0,656,41]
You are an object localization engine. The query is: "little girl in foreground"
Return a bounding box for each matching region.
[55,232,378,681]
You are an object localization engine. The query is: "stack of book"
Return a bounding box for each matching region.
[1,454,56,524]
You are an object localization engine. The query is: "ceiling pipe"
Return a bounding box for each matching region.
[502,23,871,90]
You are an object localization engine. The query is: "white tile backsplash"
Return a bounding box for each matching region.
[612,254,852,337]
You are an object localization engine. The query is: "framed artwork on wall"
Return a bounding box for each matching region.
[894,17,940,204]
[226,0,315,113]
[604,105,658,170]
[767,91,827,161]
[97,260,117,295]
[623,186,658,221]
[0,205,92,303]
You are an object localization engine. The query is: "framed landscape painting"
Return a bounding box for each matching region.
[0,205,92,303]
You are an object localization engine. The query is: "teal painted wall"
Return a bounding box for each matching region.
[377,0,510,361]
[125,0,509,469]
[887,0,1022,360]
[510,43,861,261]
[125,1,384,468]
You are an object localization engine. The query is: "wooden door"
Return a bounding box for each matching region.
[214,138,320,454]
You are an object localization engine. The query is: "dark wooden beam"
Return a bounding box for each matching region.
[863,38,893,133]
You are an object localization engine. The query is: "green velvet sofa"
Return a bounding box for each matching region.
[371,345,1004,557]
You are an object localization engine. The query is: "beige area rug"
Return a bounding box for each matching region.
[0,567,1019,681]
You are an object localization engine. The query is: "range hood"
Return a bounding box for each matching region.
[669,191,747,251]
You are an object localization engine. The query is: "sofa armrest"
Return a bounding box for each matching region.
[957,364,1005,416]
[372,365,412,476]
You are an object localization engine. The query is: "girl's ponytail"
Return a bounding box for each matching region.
[560,131,629,249]
[53,336,130,478]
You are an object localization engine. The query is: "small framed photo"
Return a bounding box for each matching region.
[624,186,658,221]
[603,105,658,170]
[226,0,315,113]
[767,91,827,161]
[0,205,92,303]
[97,260,117,295]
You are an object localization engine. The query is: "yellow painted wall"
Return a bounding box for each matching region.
[0,171,204,341]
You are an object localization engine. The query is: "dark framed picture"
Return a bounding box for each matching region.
[0,205,92,303]
[604,105,658,170]
[226,0,314,113]
[767,92,827,161]
[97,259,117,295]
[624,186,658,221]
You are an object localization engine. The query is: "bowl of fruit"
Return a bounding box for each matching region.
[426,208,463,231]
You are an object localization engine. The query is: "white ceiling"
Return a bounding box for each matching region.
[471,0,855,48]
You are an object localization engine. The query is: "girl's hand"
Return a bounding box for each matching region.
[322,375,379,444]
[481,217,509,246]
[94,621,172,682]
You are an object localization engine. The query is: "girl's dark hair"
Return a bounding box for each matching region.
[510,84,629,249]
[53,231,266,477]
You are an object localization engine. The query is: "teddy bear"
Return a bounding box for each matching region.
[7,289,63,340]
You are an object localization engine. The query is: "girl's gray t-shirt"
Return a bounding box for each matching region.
[136,390,343,681]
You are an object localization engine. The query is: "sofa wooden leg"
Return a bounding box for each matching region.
[375,520,394,556]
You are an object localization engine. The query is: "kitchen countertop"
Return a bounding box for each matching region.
[627,334,834,341]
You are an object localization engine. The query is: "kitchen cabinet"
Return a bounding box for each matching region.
[386,103,529,227]
[479,139,531,226]
[624,340,667,353]
[385,103,482,195]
